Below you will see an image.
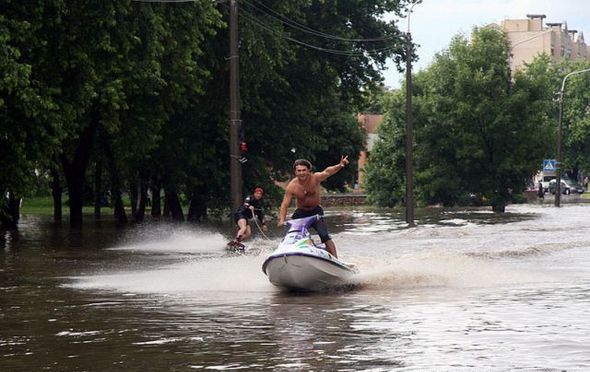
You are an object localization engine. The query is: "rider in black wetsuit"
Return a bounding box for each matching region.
[229,187,267,248]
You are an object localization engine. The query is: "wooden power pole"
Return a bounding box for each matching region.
[405,22,415,227]
[229,0,242,212]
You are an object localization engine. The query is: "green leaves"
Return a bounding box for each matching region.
[368,25,555,211]
[555,60,590,174]
[1,0,406,225]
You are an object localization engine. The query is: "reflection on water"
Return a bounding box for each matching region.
[1,205,590,370]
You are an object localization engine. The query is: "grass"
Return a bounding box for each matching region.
[21,196,117,215]
[21,196,57,215]
[19,195,204,217]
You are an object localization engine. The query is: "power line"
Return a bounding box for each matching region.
[239,6,398,57]
[133,0,225,3]
[243,0,397,43]
[136,0,399,57]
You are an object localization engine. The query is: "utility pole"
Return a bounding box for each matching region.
[405,2,417,227]
[555,90,564,207]
[229,0,242,212]
[555,68,590,207]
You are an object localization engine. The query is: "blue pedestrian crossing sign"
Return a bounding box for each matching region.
[543,159,557,172]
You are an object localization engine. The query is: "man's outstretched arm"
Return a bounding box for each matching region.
[316,155,349,181]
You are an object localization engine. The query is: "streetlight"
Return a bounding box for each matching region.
[405,1,420,227]
[554,68,590,207]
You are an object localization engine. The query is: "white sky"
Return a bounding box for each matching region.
[383,0,590,88]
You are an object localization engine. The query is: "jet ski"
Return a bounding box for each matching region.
[262,215,358,291]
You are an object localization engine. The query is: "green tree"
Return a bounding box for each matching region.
[419,27,554,211]
[363,89,406,206]
[367,26,555,212]
[2,0,407,228]
[237,0,404,188]
[3,1,222,227]
[126,0,398,221]
[556,60,590,179]
[0,7,58,228]
[109,2,224,222]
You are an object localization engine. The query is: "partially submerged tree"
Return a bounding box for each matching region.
[0,7,58,228]
[556,59,590,180]
[367,26,555,212]
[2,0,408,228]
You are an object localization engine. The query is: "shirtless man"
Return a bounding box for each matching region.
[278,156,349,258]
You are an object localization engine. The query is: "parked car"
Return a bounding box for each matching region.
[541,180,551,193]
[548,178,585,195]
[540,176,555,194]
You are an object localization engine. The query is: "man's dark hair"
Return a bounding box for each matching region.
[293,159,312,169]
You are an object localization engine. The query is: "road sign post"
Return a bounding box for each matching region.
[542,159,556,173]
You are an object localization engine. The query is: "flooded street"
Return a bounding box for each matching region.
[1,204,590,371]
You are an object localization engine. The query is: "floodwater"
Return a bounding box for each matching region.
[1,203,590,371]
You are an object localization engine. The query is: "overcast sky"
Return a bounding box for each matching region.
[383,0,590,88]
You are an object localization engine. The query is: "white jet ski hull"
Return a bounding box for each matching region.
[262,245,356,291]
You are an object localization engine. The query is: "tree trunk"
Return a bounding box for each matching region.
[163,191,170,218]
[98,125,127,224]
[164,189,184,222]
[129,178,138,219]
[151,183,161,218]
[60,109,98,228]
[62,166,84,228]
[50,167,62,221]
[133,180,147,223]
[187,185,207,222]
[94,158,102,219]
[492,204,506,213]
[0,192,21,229]
[163,201,169,217]
[490,189,509,213]
[491,199,507,213]
[111,185,127,223]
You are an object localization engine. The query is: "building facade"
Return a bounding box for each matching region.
[501,14,590,72]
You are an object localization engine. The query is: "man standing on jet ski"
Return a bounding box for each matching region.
[277,156,349,258]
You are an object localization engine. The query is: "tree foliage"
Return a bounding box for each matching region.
[363,90,406,206]
[0,4,58,227]
[238,0,404,180]
[1,0,407,227]
[367,26,556,212]
[556,59,590,178]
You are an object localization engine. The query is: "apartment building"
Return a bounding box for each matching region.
[501,14,590,72]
